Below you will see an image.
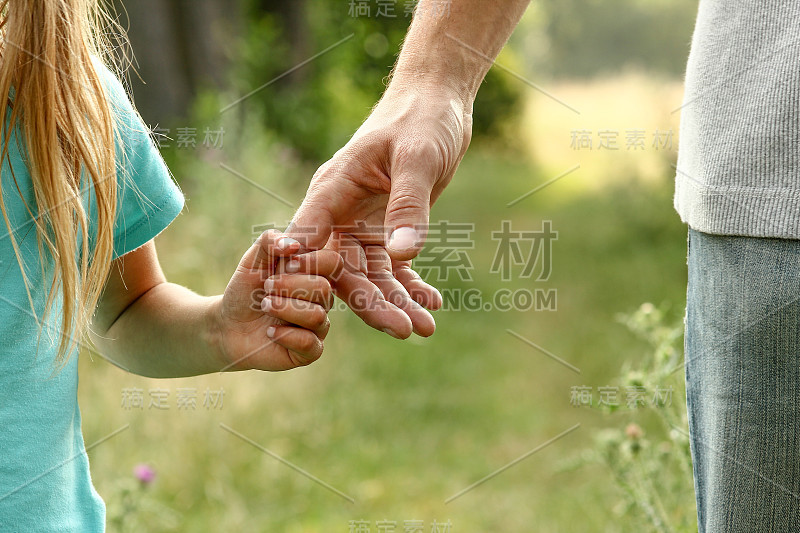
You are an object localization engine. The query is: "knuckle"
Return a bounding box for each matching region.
[310,160,335,182]
[388,191,426,215]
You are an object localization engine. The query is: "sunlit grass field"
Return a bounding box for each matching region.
[79,76,695,532]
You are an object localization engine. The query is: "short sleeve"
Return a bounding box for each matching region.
[97,62,185,259]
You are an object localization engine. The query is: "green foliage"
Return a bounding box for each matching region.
[471,68,524,144]
[563,303,696,532]
[232,0,524,162]
[106,470,180,532]
[85,122,691,529]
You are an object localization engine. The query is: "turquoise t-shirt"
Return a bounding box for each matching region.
[0,64,184,530]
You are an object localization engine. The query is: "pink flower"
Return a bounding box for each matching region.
[625,423,644,440]
[133,463,156,485]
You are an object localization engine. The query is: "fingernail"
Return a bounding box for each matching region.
[263,278,274,292]
[388,227,418,252]
[277,237,299,250]
[285,259,300,273]
[261,298,272,312]
[383,327,401,339]
[266,326,276,338]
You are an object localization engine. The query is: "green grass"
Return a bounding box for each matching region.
[79,130,693,531]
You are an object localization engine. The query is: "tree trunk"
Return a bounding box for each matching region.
[111,0,239,126]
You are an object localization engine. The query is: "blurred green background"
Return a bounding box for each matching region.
[82,1,699,531]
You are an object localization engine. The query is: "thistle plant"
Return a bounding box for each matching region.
[563,303,696,532]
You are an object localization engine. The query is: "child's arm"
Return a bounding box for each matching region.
[89,231,342,378]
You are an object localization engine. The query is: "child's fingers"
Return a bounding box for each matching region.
[266,325,323,364]
[282,248,344,281]
[261,296,330,337]
[263,274,334,309]
[243,230,302,271]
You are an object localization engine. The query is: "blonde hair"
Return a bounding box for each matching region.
[0,0,126,364]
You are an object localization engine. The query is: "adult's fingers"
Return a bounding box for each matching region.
[364,246,436,337]
[392,259,443,311]
[331,233,413,339]
[285,159,372,251]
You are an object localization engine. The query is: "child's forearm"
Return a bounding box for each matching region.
[90,282,226,378]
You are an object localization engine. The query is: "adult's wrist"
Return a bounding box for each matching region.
[389,51,480,109]
[380,68,475,130]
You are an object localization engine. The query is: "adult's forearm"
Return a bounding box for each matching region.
[90,283,225,378]
[391,0,530,104]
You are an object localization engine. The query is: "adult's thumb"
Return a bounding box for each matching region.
[384,170,432,261]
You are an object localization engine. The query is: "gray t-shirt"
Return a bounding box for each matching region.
[675,0,800,238]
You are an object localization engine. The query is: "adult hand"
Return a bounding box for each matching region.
[286,83,473,336]
[290,83,472,259]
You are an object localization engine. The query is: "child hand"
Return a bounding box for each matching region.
[217,230,343,371]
